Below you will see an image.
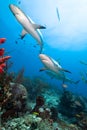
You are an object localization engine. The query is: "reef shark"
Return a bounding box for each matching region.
[39,54,80,84]
[9,4,46,53]
[39,54,71,74]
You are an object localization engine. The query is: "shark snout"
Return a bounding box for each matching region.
[39,54,46,60]
[39,54,54,69]
[9,4,14,10]
[39,54,50,61]
[9,4,19,15]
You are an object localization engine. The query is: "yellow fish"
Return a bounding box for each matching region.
[33,112,39,116]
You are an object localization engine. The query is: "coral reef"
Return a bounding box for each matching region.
[0,76,87,130]
[75,112,87,129]
[58,89,75,117]
[0,67,28,121]
[2,114,55,130]
[0,38,13,122]
[58,89,86,119]
[31,96,52,120]
[23,77,50,100]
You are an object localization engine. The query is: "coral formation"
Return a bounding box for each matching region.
[0,75,87,129]
[0,38,12,121]
[0,64,28,121]
[31,96,52,120]
[58,89,86,119]
[58,89,75,117]
[23,77,50,100]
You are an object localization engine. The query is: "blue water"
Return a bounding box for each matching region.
[0,0,87,97]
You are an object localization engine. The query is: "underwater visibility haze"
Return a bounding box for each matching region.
[0,0,87,129]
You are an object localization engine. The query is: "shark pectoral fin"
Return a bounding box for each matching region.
[32,24,46,29]
[62,68,72,74]
[20,29,28,39]
[39,67,47,72]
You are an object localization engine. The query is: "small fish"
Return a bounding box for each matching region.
[18,1,21,4]
[74,101,82,107]
[75,114,81,118]
[0,38,6,44]
[56,7,60,21]
[33,112,39,116]
[33,45,37,48]
[0,48,5,56]
[15,40,18,44]
[62,84,68,88]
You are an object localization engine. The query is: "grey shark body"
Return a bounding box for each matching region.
[46,71,80,84]
[9,4,46,53]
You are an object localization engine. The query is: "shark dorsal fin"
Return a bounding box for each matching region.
[32,24,46,30]
[49,57,62,69]
[28,16,46,30]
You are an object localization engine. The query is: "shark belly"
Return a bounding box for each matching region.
[16,14,42,44]
[25,25,42,44]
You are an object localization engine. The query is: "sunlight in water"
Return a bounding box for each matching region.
[20,0,87,50]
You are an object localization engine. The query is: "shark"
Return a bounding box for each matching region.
[9,4,46,53]
[39,54,80,84]
[39,54,71,74]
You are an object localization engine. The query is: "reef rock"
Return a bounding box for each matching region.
[10,82,28,100]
